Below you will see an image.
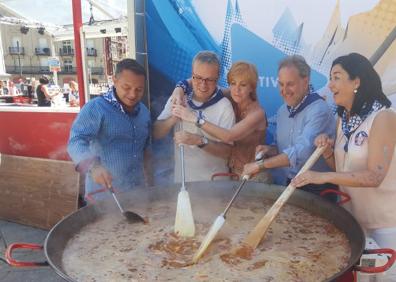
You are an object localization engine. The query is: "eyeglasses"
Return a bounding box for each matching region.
[192,74,218,84]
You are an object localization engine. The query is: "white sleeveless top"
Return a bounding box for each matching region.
[334,108,396,229]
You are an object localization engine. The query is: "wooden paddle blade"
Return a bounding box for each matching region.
[243,146,326,250]
[174,190,195,237]
[192,215,225,264]
[243,185,296,249]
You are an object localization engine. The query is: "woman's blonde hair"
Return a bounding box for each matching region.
[69,80,78,90]
[227,61,258,100]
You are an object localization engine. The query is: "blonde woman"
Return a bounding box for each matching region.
[68,80,80,107]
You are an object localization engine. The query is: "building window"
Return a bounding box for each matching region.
[12,37,21,47]
[39,38,48,48]
[40,58,49,72]
[88,60,95,68]
[86,39,94,49]
[60,40,74,55]
[62,40,73,50]
[64,59,73,72]
[10,37,24,54]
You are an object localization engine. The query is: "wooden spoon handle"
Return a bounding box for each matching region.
[243,146,326,250]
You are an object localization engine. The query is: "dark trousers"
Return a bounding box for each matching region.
[287,178,338,203]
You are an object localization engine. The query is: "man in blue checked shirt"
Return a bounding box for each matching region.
[243,55,337,202]
[68,59,152,200]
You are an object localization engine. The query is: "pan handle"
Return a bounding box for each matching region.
[5,243,48,267]
[86,187,108,203]
[355,248,396,273]
[319,189,351,205]
[211,172,239,181]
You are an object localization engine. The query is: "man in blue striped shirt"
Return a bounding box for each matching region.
[243,55,337,201]
[68,59,152,200]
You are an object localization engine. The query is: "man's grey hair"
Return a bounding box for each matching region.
[278,55,311,78]
[192,51,221,69]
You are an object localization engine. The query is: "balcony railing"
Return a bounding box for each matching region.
[59,47,74,56]
[86,48,97,56]
[5,65,51,74]
[35,47,51,56]
[60,66,76,74]
[9,46,25,55]
[5,65,104,75]
[90,67,104,75]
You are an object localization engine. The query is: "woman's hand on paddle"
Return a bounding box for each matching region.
[291,171,327,187]
[315,134,334,156]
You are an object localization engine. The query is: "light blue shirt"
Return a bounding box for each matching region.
[274,98,336,185]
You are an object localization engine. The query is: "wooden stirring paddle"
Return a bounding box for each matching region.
[240,146,326,252]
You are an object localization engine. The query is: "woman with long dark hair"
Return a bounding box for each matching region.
[292,53,396,280]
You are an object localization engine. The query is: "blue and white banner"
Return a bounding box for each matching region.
[147,0,396,141]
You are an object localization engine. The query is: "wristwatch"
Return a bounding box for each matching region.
[197,136,209,148]
[196,111,206,128]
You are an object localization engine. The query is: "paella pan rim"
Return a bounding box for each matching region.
[44,181,365,282]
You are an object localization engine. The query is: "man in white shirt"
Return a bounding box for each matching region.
[153,51,235,182]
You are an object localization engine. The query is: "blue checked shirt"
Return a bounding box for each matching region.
[68,87,151,197]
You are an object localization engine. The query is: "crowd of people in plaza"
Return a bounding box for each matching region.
[67,52,396,279]
[0,76,81,107]
[0,78,34,97]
